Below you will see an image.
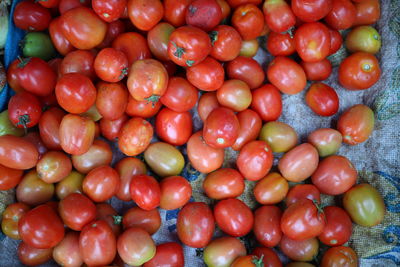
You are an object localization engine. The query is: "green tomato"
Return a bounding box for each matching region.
[21,32,56,61]
[0,110,25,137]
[345,26,381,54]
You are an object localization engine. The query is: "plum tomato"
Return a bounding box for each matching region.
[36,151,72,184]
[112,32,152,65]
[128,0,163,31]
[147,22,176,62]
[305,82,339,117]
[58,193,96,231]
[0,135,39,170]
[122,207,161,235]
[159,176,192,210]
[217,80,252,112]
[252,247,282,267]
[95,203,122,236]
[160,77,199,112]
[239,38,259,57]
[329,28,343,55]
[92,0,126,22]
[300,59,332,81]
[345,26,381,54]
[18,242,52,266]
[203,168,245,200]
[71,139,113,174]
[94,48,129,82]
[203,236,246,267]
[185,0,222,32]
[187,57,225,92]
[226,56,265,89]
[253,206,283,248]
[231,4,264,40]
[130,174,161,210]
[13,1,51,31]
[262,0,295,33]
[324,0,356,30]
[118,117,154,156]
[144,242,184,267]
[259,121,298,153]
[38,107,65,151]
[60,50,96,80]
[197,92,220,122]
[163,0,192,27]
[232,109,262,151]
[49,17,76,56]
[321,246,358,267]
[52,232,83,267]
[115,157,147,202]
[8,91,42,129]
[55,171,84,200]
[291,0,333,22]
[144,142,185,177]
[266,32,296,57]
[82,165,120,202]
[280,236,319,261]
[1,202,30,240]
[0,164,23,191]
[307,128,342,157]
[353,0,380,26]
[210,25,242,62]
[126,95,162,118]
[250,84,282,121]
[318,206,352,246]
[254,172,288,205]
[286,184,321,206]
[96,82,129,120]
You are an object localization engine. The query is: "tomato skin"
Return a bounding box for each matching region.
[112,32,152,65]
[252,247,282,267]
[160,176,192,210]
[128,0,163,31]
[144,242,184,267]
[18,242,53,266]
[24,132,47,159]
[13,1,51,31]
[300,59,332,81]
[328,28,343,55]
[226,56,265,89]
[291,0,332,22]
[160,77,198,112]
[217,80,252,112]
[232,109,262,151]
[0,135,39,170]
[130,174,161,210]
[353,0,380,26]
[19,204,65,249]
[187,57,225,92]
[99,114,129,141]
[177,202,215,248]
[203,168,245,200]
[186,0,222,32]
[8,91,42,129]
[83,165,120,202]
[267,56,307,95]
[214,198,253,237]
[203,236,246,267]
[94,48,128,82]
[148,22,175,61]
[126,95,162,118]
[280,236,319,261]
[118,117,154,156]
[39,107,65,150]
[254,206,282,247]
[321,246,358,267]
[307,128,342,157]
[318,206,352,246]
[79,220,117,266]
[237,140,273,181]
[266,32,295,57]
[227,0,261,8]
[254,172,288,205]
[0,164,23,191]
[1,202,30,240]
[59,193,96,231]
[232,4,264,40]
[92,0,126,22]
[324,0,356,30]
[286,263,316,267]
[286,184,321,206]
[210,25,242,61]
[263,0,295,33]
[122,207,161,235]
[96,82,129,120]
[53,232,83,267]
[115,157,147,201]
[250,84,282,121]
[338,52,381,91]
[71,139,113,174]
[163,0,192,27]
[337,104,374,145]
[187,131,225,173]
[231,255,265,267]
[305,82,339,116]
[49,18,76,57]
[36,151,72,184]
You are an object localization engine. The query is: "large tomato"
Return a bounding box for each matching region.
[305,82,339,116]
[118,117,154,156]
[318,206,352,246]
[251,84,282,121]
[130,174,161,210]
[217,80,252,112]
[226,56,265,89]
[112,32,152,65]
[160,77,198,112]
[210,25,242,61]
[13,1,51,31]
[159,176,192,210]
[123,207,161,235]
[0,135,39,170]
[262,0,295,33]
[231,4,264,40]
[254,206,282,247]
[324,0,356,30]
[8,91,42,129]
[83,165,120,202]
[128,0,163,31]
[232,109,262,151]
[144,242,184,267]
[321,246,358,267]
[203,237,246,267]
[254,172,288,205]
[203,168,245,200]
[58,193,96,231]
[186,0,222,32]
[186,57,225,91]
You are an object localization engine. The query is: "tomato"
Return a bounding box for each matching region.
[163,0,191,27]
[13,1,51,31]
[346,26,381,55]
[160,176,192,210]
[295,22,331,63]
[0,164,23,191]
[232,109,262,151]
[318,206,352,246]
[93,203,121,237]
[187,131,224,173]
[23,132,47,159]
[114,157,147,201]
[126,95,162,118]
[128,0,163,31]
[83,165,120,202]
[21,32,56,61]
[18,242,52,266]
[55,171,84,199]
[267,56,307,95]
[112,32,152,65]
[144,242,184,267]
[343,183,385,227]
[0,135,38,170]
[0,110,25,138]
[36,151,72,184]
[186,0,222,32]
[216,80,252,112]
[147,22,175,61]
[337,104,374,145]
[59,114,95,155]
[19,204,64,249]
[99,115,127,141]
[307,128,342,157]
[240,38,259,57]
[122,207,161,235]
[49,17,75,56]
[6,59,24,93]
[328,28,343,55]
[353,0,380,26]
[80,220,117,266]
[253,205,282,247]
[321,246,358,267]
[210,25,242,61]
[144,142,185,177]
[214,198,253,237]
[59,0,91,13]
[37,0,59,8]
[252,247,282,267]
[198,92,220,122]
[226,56,265,89]
[53,232,83,267]
[227,0,261,8]
[305,82,339,116]
[177,202,215,248]
[8,91,42,129]
[324,0,356,30]
[160,77,198,112]
[38,107,65,150]
[61,7,107,49]
[97,20,126,49]
[266,32,295,57]
[217,0,231,19]
[203,168,244,200]
[338,52,381,90]
[71,139,112,174]
[58,193,96,231]
[1,202,30,240]
[203,107,240,148]
[278,143,319,182]
[280,236,319,261]
[118,117,153,156]
[254,172,288,205]
[231,255,265,267]
[300,59,332,81]
[94,48,128,82]
[187,57,225,91]
[168,26,212,67]
[60,50,96,80]
[232,4,264,40]
[292,0,332,22]
[250,84,282,121]
[237,140,273,181]
[263,0,295,33]
[203,236,246,267]
[130,174,160,210]
[286,184,321,207]
[92,0,126,22]
[259,121,298,153]
[95,82,128,120]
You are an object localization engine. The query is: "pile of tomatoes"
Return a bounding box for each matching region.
[0,0,387,266]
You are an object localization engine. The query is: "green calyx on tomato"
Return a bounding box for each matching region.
[17,57,31,68]
[118,68,128,80]
[252,255,264,267]
[16,114,30,129]
[209,31,218,46]
[171,41,185,58]
[145,95,161,105]
[113,215,123,225]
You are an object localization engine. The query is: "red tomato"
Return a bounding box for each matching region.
[281,199,326,240]
[231,255,265,267]
[8,91,42,129]
[13,1,51,31]
[126,95,162,118]
[115,157,147,201]
[197,92,220,122]
[237,140,273,181]
[168,26,212,67]
[267,56,307,95]
[39,108,65,151]
[231,4,264,40]
[186,0,222,32]
[252,247,283,267]
[177,202,215,248]
[353,0,380,26]
[321,246,358,267]
[0,164,23,191]
[210,25,242,61]
[286,184,321,206]
[203,168,245,200]
[80,220,117,266]
[83,165,120,202]
[203,107,240,148]
[263,0,295,33]
[160,176,192,210]
[1,202,30,240]
[96,203,122,236]
[36,151,72,183]
[253,172,288,205]
[144,242,184,267]
[187,57,225,91]
[59,114,95,155]
[318,206,352,246]
[301,59,332,81]
[254,206,282,247]
[338,52,381,90]
[18,242,52,266]
[329,28,343,55]
[59,0,91,13]
[97,20,126,49]
[227,0,261,8]
[232,109,262,151]
[96,82,128,120]
[6,59,24,93]
[163,0,192,27]
[92,0,126,22]
[19,204,65,249]
[112,32,152,65]
[99,114,129,141]
[118,117,154,156]
[122,207,161,235]
[128,0,163,31]
[147,22,175,62]
[60,50,96,80]
[217,80,252,112]
[324,0,356,30]
[305,82,339,116]
[23,132,48,159]
[204,236,246,267]
[58,193,96,231]
[187,131,225,173]
[53,232,83,267]
[250,84,282,121]
[160,77,198,112]
[0,135,39,170]
[291,0,332,22]
[37,0,59,8]
[130,174,161,210]
[280,235,319,261]
[94,48,128,82]
[266,32,295,56]
[49,17,75,56]
[226,56,265,90]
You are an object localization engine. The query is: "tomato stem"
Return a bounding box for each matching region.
[195,248,203,258]
[16,114,30,131]
[252,255,264,267]
[188,5,197,15]
[119,67,128,80]
[17,56,30,68]
[209,31,218,46]
[186,60,195,67]
[171,41,185,58]
[112,215,123,225]
[144,95,161,107]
